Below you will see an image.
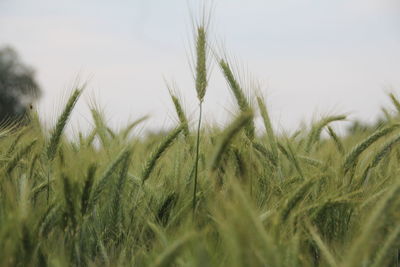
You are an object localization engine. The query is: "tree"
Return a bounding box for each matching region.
[0,46,41,123]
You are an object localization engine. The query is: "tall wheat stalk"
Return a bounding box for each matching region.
[220,59,255,140]
[192,22,209,215]
[46,88,82,202]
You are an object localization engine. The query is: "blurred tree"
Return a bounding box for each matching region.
[0,46,41,123]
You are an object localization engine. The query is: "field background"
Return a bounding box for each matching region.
[1,62,400,267]
[1,6,400,266]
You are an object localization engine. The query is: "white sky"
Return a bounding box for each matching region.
[1,0,400,135]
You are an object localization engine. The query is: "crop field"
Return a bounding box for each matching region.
[1,21,400,267]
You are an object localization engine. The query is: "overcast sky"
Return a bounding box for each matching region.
[1,0,400,135]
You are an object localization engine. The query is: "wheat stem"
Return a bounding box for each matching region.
[192,102,202,215]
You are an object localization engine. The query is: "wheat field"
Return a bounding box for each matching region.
[0,19,400,267]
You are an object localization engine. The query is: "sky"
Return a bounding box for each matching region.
[0,0,400,135]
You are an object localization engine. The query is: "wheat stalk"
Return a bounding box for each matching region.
[211,111,253,171]
[46,89,82,161]
[220,59,255,140]
[141,125,184,183]
[342,124,400,174]
[192,20,209,215]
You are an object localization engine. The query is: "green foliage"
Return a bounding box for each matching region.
[0,91,398,267]
[1,12,400,267]
[0,89,397,266]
